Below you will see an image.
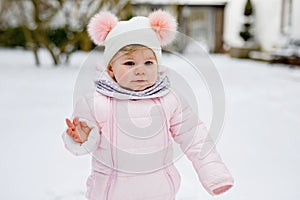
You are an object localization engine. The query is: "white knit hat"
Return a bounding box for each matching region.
[87,10,177,67]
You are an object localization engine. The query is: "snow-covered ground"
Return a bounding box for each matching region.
[0,48,300,200]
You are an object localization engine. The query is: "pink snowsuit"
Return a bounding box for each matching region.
[62,89,234,200]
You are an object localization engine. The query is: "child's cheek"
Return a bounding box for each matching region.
[117,70,132,85]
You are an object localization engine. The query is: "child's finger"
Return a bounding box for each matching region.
[74,138,82,143]
[65,118,74,129]
[67,128,76,136]
[74,135,83,143]
[80,121,88,127]
[66,128,72,135]
[69,131,75,137]
[73,117,80,126]
[66,128,76,136]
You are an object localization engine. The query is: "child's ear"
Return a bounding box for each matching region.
[107,65,114,78]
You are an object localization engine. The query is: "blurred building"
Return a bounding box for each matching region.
[224,0,300,64]
[132,0,228,53]
[224,0,300,51]
[132,0,300,56]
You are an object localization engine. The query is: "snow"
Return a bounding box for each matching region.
[0,48,300,199]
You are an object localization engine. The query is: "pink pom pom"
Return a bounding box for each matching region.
[148,10,177,46]
[87,11,118,45]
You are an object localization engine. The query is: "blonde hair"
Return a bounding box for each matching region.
[109,44,157,66]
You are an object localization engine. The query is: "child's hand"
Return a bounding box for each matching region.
[65,117,91,144]
[212,185,232,195]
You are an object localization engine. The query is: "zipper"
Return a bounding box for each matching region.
[155,98,176,199]
[104,97,117,200]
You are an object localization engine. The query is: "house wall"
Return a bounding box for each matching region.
[291,0,300,39]
[224,0,300,51]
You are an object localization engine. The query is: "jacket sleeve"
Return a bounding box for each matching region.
[169,95,234,195]
[62,95,101,156]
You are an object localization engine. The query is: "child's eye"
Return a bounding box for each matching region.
[124,61,135,66]
[145,61,154,65]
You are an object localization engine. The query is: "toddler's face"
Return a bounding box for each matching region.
[108,48,158,91]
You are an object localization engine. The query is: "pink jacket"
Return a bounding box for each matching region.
[62,91,234,200]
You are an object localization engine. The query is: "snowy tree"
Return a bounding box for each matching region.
[0,0,132,66]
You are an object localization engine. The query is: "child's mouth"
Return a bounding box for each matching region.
[132,80,147,83]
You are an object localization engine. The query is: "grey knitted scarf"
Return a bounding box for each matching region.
[95,72,170,100]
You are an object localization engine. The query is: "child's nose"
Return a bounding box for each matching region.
[134,66,146,75]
